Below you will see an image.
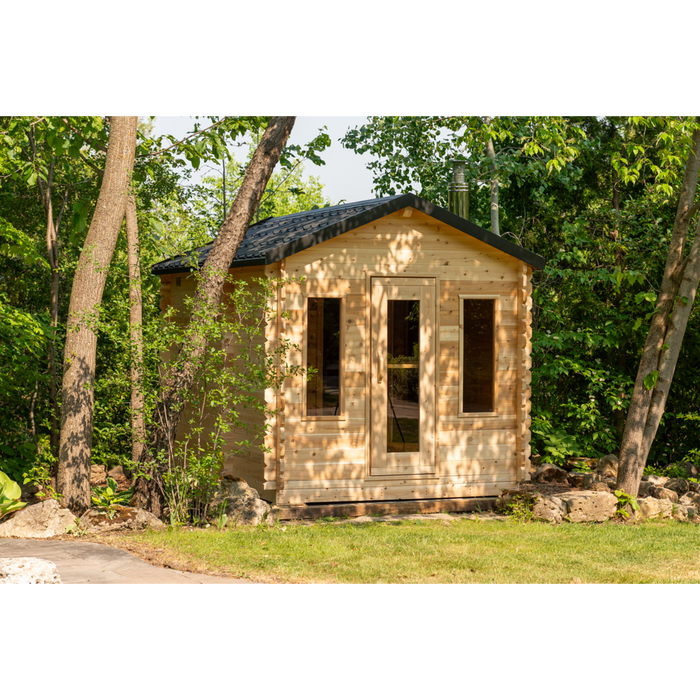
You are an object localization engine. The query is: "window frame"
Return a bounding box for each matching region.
[458,294,500,417]
[302,293,346,421]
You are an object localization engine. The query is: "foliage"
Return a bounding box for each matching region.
[643,462,698,481]
[187,155,331,237]
[0,471,27,521]
[498,491,536,521]
[0,294,51,482]
[614,489,640,519]
[131,271,306,525]
[91,477,134,515]
[531,413,581,465]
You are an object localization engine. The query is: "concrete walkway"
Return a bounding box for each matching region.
[0,539,251,584]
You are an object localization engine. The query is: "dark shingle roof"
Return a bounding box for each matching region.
[151,194,545,275]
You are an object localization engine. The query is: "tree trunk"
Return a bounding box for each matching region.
[45,197,60,461]
[36,163,68,464]
[640,220,700,457]
[483,112,501,236]
[616,123,700,496]
[57,116,138,513]
[486,137,500,236]
[133,116,296,517]
[126,192,145,467]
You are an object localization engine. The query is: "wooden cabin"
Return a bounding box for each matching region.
[152,194,545,511]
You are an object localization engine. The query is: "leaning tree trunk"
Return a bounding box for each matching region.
[125,192,145,467]
[638,219,700,458]
[133,116,296,518]
[57,116,138,513]
[616,122,700,497]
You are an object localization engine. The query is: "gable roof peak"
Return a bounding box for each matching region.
[151,194,545,275]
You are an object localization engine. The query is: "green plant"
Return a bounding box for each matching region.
[498,490,536,522]
[531,415,582,466]
[0,471,27,521]
[91,477,134,518]
[215,502,228,530]
[614,489,640,519]
[644,462,695,479]
[22,437,60,500]
[139,271,307,526]
[64,518,87,536]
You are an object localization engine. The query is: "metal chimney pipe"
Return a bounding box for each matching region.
[448,158,469,220]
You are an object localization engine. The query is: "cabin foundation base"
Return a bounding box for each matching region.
[273,496,497,521]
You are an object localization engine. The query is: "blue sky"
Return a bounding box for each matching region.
[153,116,377,205]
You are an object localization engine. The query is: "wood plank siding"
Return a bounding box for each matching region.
[274,209,533,505]
[159,208,535,506]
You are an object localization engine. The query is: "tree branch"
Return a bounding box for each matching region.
[60,118,108,153]
[78,150,103,175]
[140,117,230,159]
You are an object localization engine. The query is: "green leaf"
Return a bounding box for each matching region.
[644,371,658,391]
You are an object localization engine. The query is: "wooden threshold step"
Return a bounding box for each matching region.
[273,497,497,521]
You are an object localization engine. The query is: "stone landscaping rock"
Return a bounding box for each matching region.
[671,504,690,522]
[107,464,126,480]
[596,454,619,479]
[679,492,700,509]
[209,477,276,527]
[647,474,669,487]
[532,495,566,523]
[583,473,603,489]
[524,488,618,523]
[79,506,163,534]
[531,464,569,484]
[590,481,612,493]
[89,464,108,485]
[638,481,653,498]
[664,478,690,496]
[218,497,275,527]
[210,477,261,504]
[650,487,679,503]
[558,490,618,523]
[0,500,76,538]
[566,472,586,488]
[0,557,62,584]
[638,497,673,520]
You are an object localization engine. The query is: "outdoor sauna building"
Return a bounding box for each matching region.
[152,194,545,508]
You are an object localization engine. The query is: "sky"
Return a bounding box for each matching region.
[152,116,378,205]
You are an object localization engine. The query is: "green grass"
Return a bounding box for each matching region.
[124,518,700,583]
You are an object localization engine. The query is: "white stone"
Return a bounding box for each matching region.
[558,490,618,522]
[0,557,62,584]
[0,500,76,538]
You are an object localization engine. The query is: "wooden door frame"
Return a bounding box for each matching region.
[368,276,437,477]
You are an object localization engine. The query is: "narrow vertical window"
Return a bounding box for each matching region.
[306,298,341,416]
[462,299,495,412]
[387,299,420,453]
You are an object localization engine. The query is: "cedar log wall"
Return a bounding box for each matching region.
[158,208,533,505]
[276,209,533,505]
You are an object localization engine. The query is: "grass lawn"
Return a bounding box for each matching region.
[97,517,700,584]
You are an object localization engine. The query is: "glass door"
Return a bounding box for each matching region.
[370,278,436,476]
